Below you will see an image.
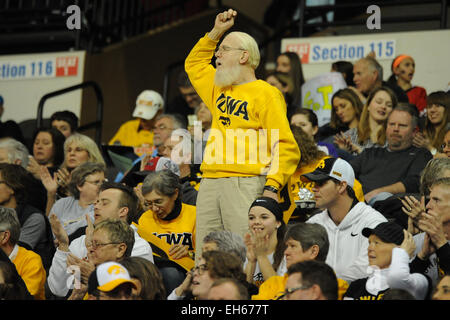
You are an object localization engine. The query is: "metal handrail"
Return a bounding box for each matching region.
[36,80,103,145]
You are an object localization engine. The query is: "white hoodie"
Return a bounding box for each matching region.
[307,202,387,283]
[47,224,154,297]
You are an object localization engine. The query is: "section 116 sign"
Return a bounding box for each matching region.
[0,55,79,81]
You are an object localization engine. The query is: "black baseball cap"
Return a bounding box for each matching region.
[362,221,405,245]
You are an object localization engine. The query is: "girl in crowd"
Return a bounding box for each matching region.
[275,52,305,108]
[413,91,450,157]
[48,162,105,238]
[169,250,249,300]
[441,123,450,158]
[334,86,398,155]
[50,110,79,138]
[331,60,354,87]
[244,197,287,287]
[27,127,65,179]
[387,54,427,115]
[290,108,338,157]
[317,88,364,142]
[266,71,295,118]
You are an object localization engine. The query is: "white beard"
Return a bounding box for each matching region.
[214,64,241,88]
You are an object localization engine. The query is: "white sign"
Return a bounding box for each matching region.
[301,72,347,127]
[284,39,396,64]
[0,51,85,124]
[0,55,79,81]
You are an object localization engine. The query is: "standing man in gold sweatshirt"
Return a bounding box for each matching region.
[185,9,300,262]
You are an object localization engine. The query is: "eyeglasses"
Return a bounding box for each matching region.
[89,241,123,250]
[192,264,208,275]
[277,284,312,300]
[215,45,246,54]
[154,125,173,131]
[144,199,165,209]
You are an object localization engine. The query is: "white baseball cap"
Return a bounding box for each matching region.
[89,261,136,293]
[302,157,355,188]
[132,90,164,120]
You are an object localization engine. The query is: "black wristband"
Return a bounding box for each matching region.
[263,185,278,193]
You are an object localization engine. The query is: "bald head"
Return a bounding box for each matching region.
[227,32,260,70]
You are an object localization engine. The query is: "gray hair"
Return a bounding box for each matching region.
[203,230,247,264]
[364,56,383,82]
[68,162,106,199]
[284,222,330,262]
[420,158,450,196]
[155,113,187,130]
[0,207,21,245]
[0,138,29,168]
[141,169,181,198]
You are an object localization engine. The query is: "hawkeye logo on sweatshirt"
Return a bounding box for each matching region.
[216,93,249,127]
[153,232,194,251]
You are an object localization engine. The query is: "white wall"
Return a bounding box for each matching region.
[281,29,450,94]
[0,51,85,124]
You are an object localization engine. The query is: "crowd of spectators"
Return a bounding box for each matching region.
[1,8,449,302]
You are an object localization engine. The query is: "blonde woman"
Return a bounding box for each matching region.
[41,133,106,214]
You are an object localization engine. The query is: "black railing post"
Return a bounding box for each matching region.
[37,81,103,145]
[298,0,306,37]
[441,0,448,28]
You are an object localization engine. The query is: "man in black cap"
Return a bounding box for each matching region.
[303,157,387,283]
[344,221,430,300]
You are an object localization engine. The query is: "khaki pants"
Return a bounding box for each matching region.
[194,176,265,264]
